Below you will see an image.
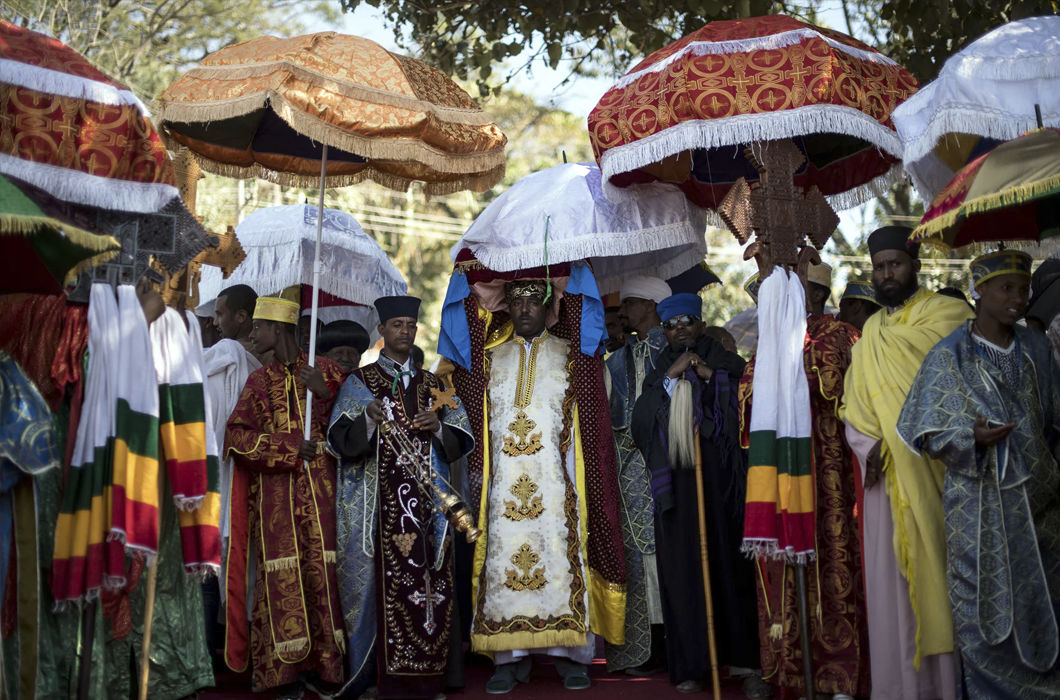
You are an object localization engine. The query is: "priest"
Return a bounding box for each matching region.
[327,295,474,700]
[224,296,347,698]
[469,278,625,694]
[631,292,767,697]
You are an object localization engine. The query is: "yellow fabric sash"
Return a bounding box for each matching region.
[840,288,972,663]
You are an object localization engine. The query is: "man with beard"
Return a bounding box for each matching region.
[604,276,671,675]
[840,226,972,700]
[632,293,767,698]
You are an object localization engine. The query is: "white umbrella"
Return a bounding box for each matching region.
[451,162,708,294]
[892,15,1060,202]
[198,202,406,332]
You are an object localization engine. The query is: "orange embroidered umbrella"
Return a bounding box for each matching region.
[156,31,507,196]
[157,30,508,474]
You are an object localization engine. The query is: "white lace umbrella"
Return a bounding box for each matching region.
[451,162,708,294]
[198,202,406,330]
[892,15,1060,202]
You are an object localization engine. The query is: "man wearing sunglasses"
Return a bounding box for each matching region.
[631,293,768,698]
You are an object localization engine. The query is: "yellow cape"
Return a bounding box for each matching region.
[840,288,972,664]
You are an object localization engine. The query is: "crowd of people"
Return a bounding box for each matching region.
[4,222,1058,700]
[175,223,1057,700]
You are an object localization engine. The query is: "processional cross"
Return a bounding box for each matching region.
[408,570,446,635]
[718,139,839,280]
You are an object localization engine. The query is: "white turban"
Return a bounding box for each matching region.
[619,276,672,304]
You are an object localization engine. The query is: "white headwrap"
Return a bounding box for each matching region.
[619,276,672,304]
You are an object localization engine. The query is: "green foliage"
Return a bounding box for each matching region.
[2,0,339,98]
[343,0,1058,94]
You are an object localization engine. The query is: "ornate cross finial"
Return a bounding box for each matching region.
[429,384,458,413]
[718,139,838,280]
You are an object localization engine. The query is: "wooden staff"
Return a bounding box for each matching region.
[139,459,166,700]
[693,429,722,700]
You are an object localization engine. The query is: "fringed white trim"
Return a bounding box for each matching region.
[0,152,179,214]
[899,102,1042,166]
[323,550,337,564]
[600,105,903,204]
[172,494,205,512]
[614,27,898,91]
[170,60,497,126]
[334,628,346,653]
[274,637,309,654]
[0,58,151,114]
[123,543,158,566]
[823,162,906,212]
[740,539,817,563]
[264,556,298,573]
[469,220,705,273]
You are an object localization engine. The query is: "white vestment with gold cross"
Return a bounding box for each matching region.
[470,332,594,660]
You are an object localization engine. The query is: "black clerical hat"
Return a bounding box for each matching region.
[318,320,370,354]
[374,295,421,323]
[867,225,919,259]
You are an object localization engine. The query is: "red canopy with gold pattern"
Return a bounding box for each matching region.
[588,15,918,210]
[157,32,507,195]
[0,21,179,213]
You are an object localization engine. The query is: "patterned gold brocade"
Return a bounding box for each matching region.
[157,32,507,194]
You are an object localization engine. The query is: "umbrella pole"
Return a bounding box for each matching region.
[795,562,816,700]
[693,430,722,700]
[304,145,328,452]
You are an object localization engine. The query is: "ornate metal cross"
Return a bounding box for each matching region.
[718,139,839,280]
[408,571,446,635]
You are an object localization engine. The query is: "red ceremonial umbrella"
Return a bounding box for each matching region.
[588,15,918,211]
[0,21,215,288]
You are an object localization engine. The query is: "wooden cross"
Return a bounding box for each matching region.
[718,139,838,280]
[408,570,446,635]
[429,384,458,413]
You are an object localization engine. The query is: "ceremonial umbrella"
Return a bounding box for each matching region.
[892,15,1060,202]
[912,127,1060,250]
[450,162,709,295]
[0,21,215,293]
[0,174,120,293]
[157,30,507,443]
[197,202,407,333]
[588,14,918,213]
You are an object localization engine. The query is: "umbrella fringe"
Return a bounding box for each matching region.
[464,219,706,274]
[913,171,1060,246]
[161,61,499,127]
[899,101,1043,170]
[0,213,120,253]
[0,151,179,215]
[186,151,505,196]
[613,26,899,92]
[157,94,506,176]
[0,57,151,114]
[600,104,903,206]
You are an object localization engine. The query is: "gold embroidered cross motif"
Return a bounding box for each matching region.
[392,532,417,557]
[503,473,544,521]
[504,543,547,591]
[502,410,543,457]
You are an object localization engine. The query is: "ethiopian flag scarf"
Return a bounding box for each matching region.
[151,308,220,575]
[52,283,121,603]
[742,268,815,562]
